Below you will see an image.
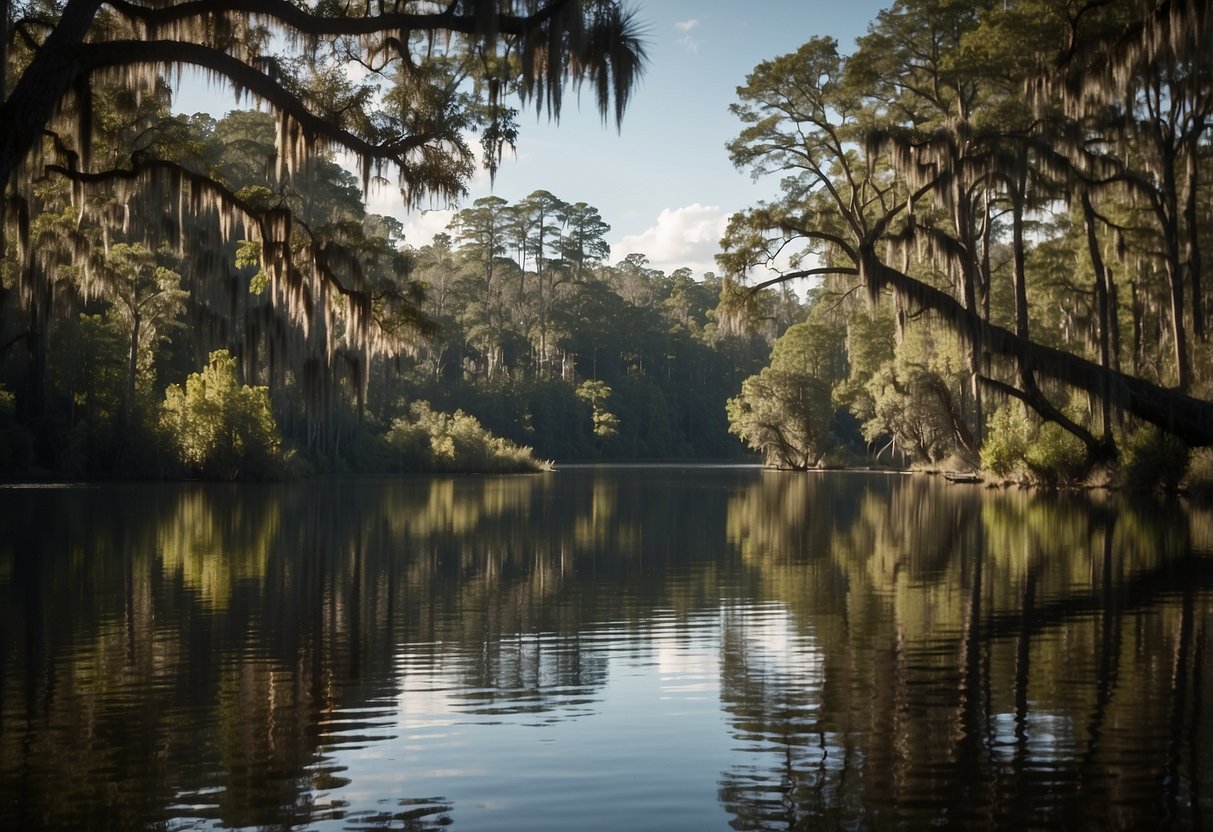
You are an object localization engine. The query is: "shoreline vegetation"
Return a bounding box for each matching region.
[8,459,1210,503]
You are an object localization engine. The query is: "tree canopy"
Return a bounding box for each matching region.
[722,0,1213,479]
[1,0,646,411]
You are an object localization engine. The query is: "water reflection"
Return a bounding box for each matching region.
[0,470,1209,830]
[721,471,1211,830]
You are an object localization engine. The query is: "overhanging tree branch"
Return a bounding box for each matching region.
[860,248,1213,447]
[83,39,442,186]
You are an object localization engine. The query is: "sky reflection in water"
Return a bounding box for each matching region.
[1,469,1210,830]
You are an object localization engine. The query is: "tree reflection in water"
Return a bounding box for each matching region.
[721,471,1211,830]
[0,470,1209,830]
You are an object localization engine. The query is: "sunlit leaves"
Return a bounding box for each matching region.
[575,379,619,439]
[385,400,546,472]
[161,350,283,480]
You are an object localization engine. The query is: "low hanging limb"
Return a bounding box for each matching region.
[860,248,1213,448]
[978,373,1115,464]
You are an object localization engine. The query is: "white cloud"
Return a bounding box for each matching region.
[610,204,728,276]
[400,209,457,249]
[674,19,700,53]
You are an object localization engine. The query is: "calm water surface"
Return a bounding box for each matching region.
[1,468,1210,830]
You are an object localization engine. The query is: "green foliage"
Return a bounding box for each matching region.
[235,240,270,294]
[981,404,1030,477]
[161,351,283,480]
[1024,422,1088,486]
[727,368,835,469]
[1118,424,1189,492]
[727,299,863,469]
[575,380,620,439]
[384,401,547,473]
[45,313,127,475]
[850,316,976,466]
[99,242,187,417]
[833,306,895,431]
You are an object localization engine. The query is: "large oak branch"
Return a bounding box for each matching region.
[105,0,573,40]
[859,247,1213,446]
[84,39,435,163]
[0,0,103,187]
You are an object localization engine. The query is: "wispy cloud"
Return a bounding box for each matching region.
[674,19,700,53]
[610,204,728,276]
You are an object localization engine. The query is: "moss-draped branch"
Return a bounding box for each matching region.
[858,248,1213,447]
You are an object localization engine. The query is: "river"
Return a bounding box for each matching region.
[1,467,1209,830]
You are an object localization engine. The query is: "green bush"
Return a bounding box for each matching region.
[161,350,283,480]
[981,404,1030,477]
[1025,422,1089,486]
[385,401,548,473]
[1118,424,1189,491]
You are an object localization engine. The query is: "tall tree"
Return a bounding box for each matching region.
[514,189,568,374]
[452,195,512,378]
[92,242,186,419]
[1051,0,1212,388]
[558,201,611,283]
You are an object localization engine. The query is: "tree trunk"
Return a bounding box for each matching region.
[955,178,984,443]
[1082,190,1115,440]
[126,315,140,420]
[1185,148,1204,343]
[1161,149,1191,390]
[1011,167,1030,341]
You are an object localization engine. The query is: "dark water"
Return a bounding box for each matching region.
[0,468,1209,830]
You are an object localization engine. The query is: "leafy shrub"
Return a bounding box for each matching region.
[1025,422,1088,486]
[981,404,1030,477]
[161,350,283,480]
[1118,424,1189,491]
[385,401,548,473]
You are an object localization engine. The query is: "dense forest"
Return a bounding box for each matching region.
[0,0,1210,486]
[0,0,801,478]
[0,104,797,475]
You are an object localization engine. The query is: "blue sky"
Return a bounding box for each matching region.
[175,1,887,275]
